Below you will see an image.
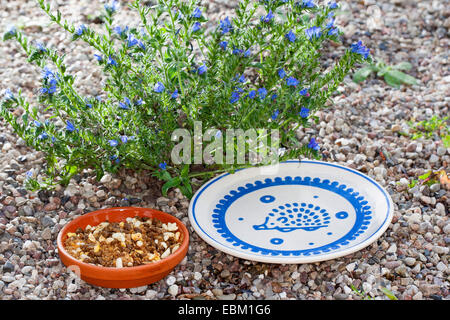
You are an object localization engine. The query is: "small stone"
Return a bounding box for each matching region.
[21,266,33,274]
[412,292,423,300]
[193,272,202,281]
[41,227,52,240]
[100,174,112,184]
[429,183,440,193]
[146,289,157,299]
[212,288,223,296]
[429,154,439,163]
[166,275,176,286]
[435,203,446,216]
[436,147,446,156]
[2,275,16,283]
[168,284,178,296]
[2,261,15,273]
[432,246,449,255]
[67,283,78,293]
[406,142,417,152]
[404,257,416,266]
[346,262,357,272]
[387,243,397,254]
[40,216,55,228]
[156,197,170,207]
[220,269,231,278]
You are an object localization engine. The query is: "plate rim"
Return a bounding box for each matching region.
[188,160,394,264]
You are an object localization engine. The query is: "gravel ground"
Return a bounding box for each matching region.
[0,0,449,300]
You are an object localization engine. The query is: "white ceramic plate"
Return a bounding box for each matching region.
[188,160,394,264]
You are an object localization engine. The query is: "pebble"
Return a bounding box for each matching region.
[166,275,176,286]
[168,284,178,296]
[2,261,15,273]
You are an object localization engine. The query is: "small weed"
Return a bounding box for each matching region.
[407,115,450,148]
[353,58,419,88]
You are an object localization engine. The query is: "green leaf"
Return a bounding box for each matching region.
[181,164,189,177]
[380,287,398,300]
[443,135,450,148]
[162,177,181,196]
[418,171,431,181]
[385,70,419,86]
[393,61,412,71]
[353,66,373,83]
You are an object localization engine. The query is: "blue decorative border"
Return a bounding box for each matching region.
[212,176,372,256]
[190,160,392,259]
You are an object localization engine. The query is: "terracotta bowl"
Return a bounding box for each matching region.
[57,207,189,288]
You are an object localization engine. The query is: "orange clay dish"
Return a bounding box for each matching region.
[57,207,189,288]
[64,216,183,268]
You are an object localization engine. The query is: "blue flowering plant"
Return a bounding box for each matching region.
[1,0,370,197]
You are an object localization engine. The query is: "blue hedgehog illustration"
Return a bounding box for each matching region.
[253,197,332,232]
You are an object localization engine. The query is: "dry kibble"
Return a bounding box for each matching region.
[64,216,183,268]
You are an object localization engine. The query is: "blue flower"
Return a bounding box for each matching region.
[137,40,146,50]
[154,81,165,93]
[258,88,267,100]
[219,41,228,50]
[192,7,202,18]
[75,25,87,36]
[134,99,143,106]
[302,0,316,8]
[271,93,278,101]
[285,30,296,42]
[328,2,338,9]
[234,74,246,83]
[25,170,33,179]
[36,42,46,52]
[230,91,240,104]
[244,49,251,58]
[248,90,257,99]
[159,162,167,170]
[220,17,232,34]
[120,135,128,143]
[5,26,17,37]
[119,97,131,110]
[305,26,322,40]
[192,21,202,32]
[109,139,119,147]
[38,132,49,140]
[261,9,274,23]
[114,26,129,36]
[271,109,279,120]
[41,66,54,80]
[232,47,243,55]
[107,56,118,66]
[171,89,179,99]
[127,34,139,47]
[299,107,310,118]
[286,76,299,86]
[3,89,14,100]
[94,54,103,62]
[350,41,370,59]
[66,120,77,132]
[86,103,92,108]
[198,64,207,75]
[308,137,320,151]
[105,0,118,13]
[278,68,286,79]
[110,155,119,163]
[33,120,41,127]
[299,88,309,96]
[328,27,339,36]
